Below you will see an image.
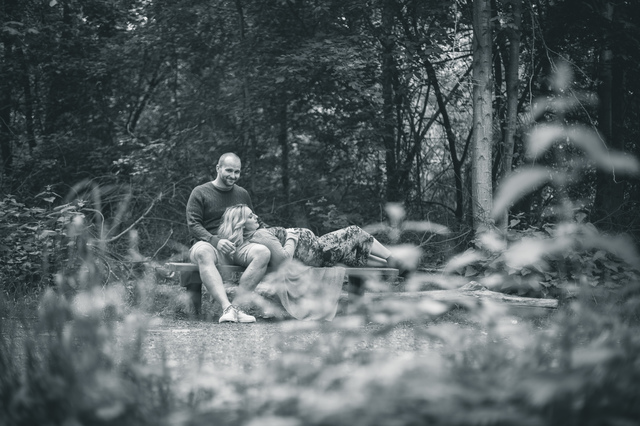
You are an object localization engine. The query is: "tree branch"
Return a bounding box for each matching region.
[104,193,163,244]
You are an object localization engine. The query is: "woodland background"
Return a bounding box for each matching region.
[2,0,639,281]
[2,2,640,426]
[0,0,640,292]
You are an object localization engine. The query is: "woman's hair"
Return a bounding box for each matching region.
[218,204,252,246]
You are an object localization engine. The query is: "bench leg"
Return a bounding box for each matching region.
[185,282,202,316]
[347,275,365,297]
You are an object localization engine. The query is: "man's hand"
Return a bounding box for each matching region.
[217,239,236,255]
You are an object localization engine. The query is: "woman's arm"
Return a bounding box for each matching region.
[249,229,298,268]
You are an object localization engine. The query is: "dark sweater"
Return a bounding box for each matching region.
[186,182,254,247]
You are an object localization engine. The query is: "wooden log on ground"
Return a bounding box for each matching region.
[356,281,558,317]
[360,289,558,309]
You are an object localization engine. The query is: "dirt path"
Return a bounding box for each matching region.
[140,314,458,376]
[144,318,283,372]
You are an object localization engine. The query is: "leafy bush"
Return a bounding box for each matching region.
[445,219,640,299]
[0,188,82,298]
[0,284,175,426]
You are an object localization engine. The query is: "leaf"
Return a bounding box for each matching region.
[385,203,405,225]
[526,124,566,159]
[444,249,484,274]
[597,151,640,176]
[388,244,422,269]
[477,231,507,252]
[551,61,574,93]
[402,220,450,235]
[49,0,58,6]
[572,347,618,368]
[492,167,555,220]
[362,223,390,235]
[503,238,549,269]
[417,299,448,316]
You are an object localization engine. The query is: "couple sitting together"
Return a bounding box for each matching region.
[187,152,401,323]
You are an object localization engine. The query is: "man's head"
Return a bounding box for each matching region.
[214,153,242,189]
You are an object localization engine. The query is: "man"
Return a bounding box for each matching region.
[186,152,271,323]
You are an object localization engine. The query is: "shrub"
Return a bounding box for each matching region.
[0,282,176,426]
[0,189,78,299]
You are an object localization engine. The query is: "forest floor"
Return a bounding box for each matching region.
[2,281,553,381]
[139,308,498,376]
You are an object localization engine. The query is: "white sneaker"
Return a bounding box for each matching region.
[218,305,256,323]
[219,305,237,323]
[234,306,256,323]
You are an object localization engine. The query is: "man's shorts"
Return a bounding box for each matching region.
[189,240,261,267]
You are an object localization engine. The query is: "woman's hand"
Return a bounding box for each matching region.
[285,228,300,242]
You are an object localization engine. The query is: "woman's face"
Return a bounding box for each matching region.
[244,209,260,232]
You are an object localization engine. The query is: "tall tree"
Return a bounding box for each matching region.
[471,0,494,231]
[380,0,400,202]
[593,0,625,229]
[0,0,18,176]
[496,0,522,230]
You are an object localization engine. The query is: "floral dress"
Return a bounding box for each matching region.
[265,225,374,267]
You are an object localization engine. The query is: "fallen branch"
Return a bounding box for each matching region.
[358,281,558,312]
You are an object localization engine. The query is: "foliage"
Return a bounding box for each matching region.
[0,188,79,298]
[444,63,640,298]
[2,2,640,425]
[0,284,174,426]
[3,0,640,245]
[444,218,639,298]
[4,128,640,425]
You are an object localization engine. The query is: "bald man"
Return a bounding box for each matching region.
[186,153,270,323]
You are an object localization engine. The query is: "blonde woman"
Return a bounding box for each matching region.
[217,204,398,270]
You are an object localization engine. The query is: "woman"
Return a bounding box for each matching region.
[218,204,404,321]
[217,204,398,270]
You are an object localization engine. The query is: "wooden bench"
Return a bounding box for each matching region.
[164,262,399,315]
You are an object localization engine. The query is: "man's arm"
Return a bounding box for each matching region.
[186,189,221,247]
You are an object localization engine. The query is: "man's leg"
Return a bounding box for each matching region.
[191,243,256,323]
[191,243,232,312]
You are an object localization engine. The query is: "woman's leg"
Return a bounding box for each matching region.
[369,238,392,261]
[366,254,387,267]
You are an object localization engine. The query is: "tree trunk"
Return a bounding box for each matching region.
[381,0,400,202]
[278,96,290,204]
[44,0,74,135]
[424,58,465,223]
[497,0,522,230]
[17,46,36,150]
[235,0,256,193]
[471,0,494,232]
[593,1,624,230]
[0,43,13,176]
[0,0,16,175]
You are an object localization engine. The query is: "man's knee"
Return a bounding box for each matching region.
[193,246,218,267]
[249,244,271,265]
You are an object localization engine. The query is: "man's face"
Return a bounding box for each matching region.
[216,157,241,188]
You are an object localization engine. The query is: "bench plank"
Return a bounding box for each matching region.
[165,262,399,279]
[164,262,399,315]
